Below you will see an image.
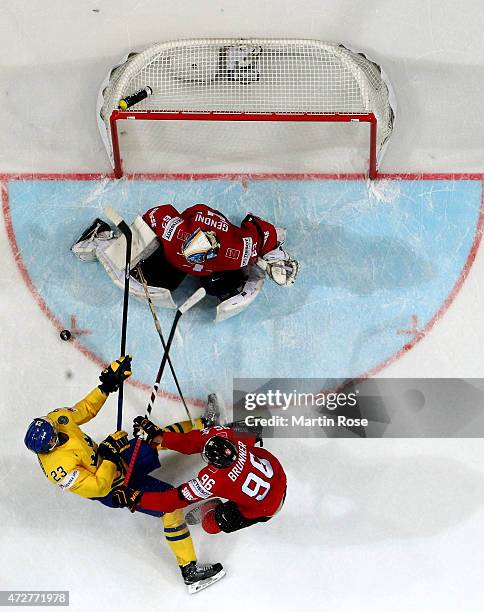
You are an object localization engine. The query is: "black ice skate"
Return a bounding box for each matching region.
[71,218,114,262]
[180,561,225,594]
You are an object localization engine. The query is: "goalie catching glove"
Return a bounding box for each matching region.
[98,431,130,465]
[98,355,132,394]
[259,245,299,287]
[112,485,143,512]
[133,416,163,446]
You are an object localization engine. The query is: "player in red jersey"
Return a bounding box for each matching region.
[111,420,287,535]
[141,203,280,278]
[71,203,298,321]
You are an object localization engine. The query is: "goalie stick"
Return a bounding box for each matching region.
[103,206,193,423]
[136,265,194,425]
[123,286,206,486]
[104,206,132,430]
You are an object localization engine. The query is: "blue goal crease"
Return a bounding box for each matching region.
[7,178,482,401]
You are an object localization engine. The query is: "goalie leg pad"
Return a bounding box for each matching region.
[71,215,159,267]
[215,264,265,323]
[83,214,176,308]
[104,215,160,270]
[96,246,176,308]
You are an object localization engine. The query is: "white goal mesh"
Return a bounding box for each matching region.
[98,39,395,177]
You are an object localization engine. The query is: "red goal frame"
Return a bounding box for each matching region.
[109,110,378,179]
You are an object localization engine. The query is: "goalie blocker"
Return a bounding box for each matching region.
[71,204,298,321]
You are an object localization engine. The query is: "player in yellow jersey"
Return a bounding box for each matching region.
[24,356,225,594]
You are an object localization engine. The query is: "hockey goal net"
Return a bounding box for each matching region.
[98,39,395,178]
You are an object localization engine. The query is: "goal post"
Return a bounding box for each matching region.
[98,39,396,179]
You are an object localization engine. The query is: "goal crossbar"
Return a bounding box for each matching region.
[109,110,378,178]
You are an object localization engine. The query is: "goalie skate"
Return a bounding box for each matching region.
[181,561,225,594]
[71,218,114,262]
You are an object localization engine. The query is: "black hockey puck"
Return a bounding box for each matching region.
[60,329,72,341]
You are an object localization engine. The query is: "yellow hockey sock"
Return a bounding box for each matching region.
[162,509,196,567]
[162,418,204,434]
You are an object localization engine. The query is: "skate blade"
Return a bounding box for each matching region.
[185,498,223,525]
[187,569,226,594]
[184,507,202,525]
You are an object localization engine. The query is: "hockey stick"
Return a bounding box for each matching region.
[123,287,206,486]
[136,265,194,425]
[104,207,132,431]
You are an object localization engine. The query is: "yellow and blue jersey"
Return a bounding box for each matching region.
[35,391,202,568]
[37,386,124,498]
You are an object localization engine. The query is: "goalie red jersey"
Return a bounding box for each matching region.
[142,203,279,277]
[139,426,287,519]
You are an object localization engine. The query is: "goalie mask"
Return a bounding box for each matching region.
[182,229,220,264]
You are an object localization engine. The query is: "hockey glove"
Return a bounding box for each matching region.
[112,485,143,512]
[98,430,130,465]
[259,246,299,287]
[133,416,164,445]
[99,355,132,395]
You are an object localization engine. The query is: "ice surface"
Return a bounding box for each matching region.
[5,177,482,400]
[1,2,484,611]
